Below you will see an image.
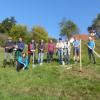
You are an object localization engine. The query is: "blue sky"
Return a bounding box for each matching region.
[0,0,100,38]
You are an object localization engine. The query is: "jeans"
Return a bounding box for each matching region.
[47,51,54,62]
[64,49,70,64]
[58,49,63,64]
[28,52,36,64]
[16,62,24,71]
[88,48,96,63]
[73,47,80,56]
[38,52,44,64]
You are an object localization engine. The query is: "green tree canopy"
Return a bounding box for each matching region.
[92,13,100,38]
[0,17,16,33]
[31,26,48,42]
[59,18,79,38]
[10,24,28,41]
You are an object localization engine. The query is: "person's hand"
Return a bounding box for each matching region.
[41,49,43,51]
[5,47,9,48]
[33,50,36,52]
[24,64,26,67]
[15,45,18,49]
[31,50,34,52]
[93,48,95,51]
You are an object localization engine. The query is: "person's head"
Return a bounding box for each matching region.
[49,39,53,43]
[59,38,62,42]
[22,52,26,58]
[66,39,69,44]
[74,37,77,41]
[32,39,35,43]
[8,37,12,42]
[41,39,44,43]
[19,38,22,42]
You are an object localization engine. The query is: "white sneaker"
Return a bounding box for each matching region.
[23,67,25,70]
[62,61,65,65]
[40,63,43,65]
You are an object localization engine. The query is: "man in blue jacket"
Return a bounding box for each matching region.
[15,37,25,60]
[88,37,96,64]
[73,37,80,63]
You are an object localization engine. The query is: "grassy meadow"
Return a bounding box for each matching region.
[0,40,100,100]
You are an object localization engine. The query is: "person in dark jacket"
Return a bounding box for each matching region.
[38,40,45,65]
[28,39,36,65]
[15,37,25,60]
[4,37,14,65]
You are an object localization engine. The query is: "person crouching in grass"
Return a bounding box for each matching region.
[16,52,28,72]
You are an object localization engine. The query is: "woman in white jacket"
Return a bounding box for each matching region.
[56,38,64,64]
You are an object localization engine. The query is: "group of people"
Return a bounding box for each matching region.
[4,36,96,71]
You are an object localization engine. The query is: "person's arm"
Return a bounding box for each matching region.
[22,42,25,50]
[18,57,23,64]
[93,42,95,50]
[4,41,7,48]
[47,44,49,51]
[23,57,28,68]
[78,41,80,48]
[56,43,59,49]
[73,41,75,47]
[43,43,45,51]
[34,43,36,51]
[53,44,55,52]
[25,57,28,67]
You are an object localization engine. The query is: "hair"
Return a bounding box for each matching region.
[22,52,27,57]
[49,39,53,43]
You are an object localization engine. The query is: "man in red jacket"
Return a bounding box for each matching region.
[47,39,55,63]
[28,39,36,65]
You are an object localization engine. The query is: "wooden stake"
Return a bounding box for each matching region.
[79,39,82,71]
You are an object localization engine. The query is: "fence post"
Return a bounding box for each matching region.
[79,39,82,71]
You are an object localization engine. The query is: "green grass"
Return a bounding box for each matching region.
[0,40,100,100]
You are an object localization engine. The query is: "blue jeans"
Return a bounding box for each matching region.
[38,52,44,64]
[58,49,63,64]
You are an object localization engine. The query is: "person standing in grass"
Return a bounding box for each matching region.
[15,37,25,60]
[4,37,14,65]
[16,52,28,71]
[73,37,80,63]
[63,39,71,64]
[38,40,45,65]
[56,38,64,65]
[47,39,55,63]
[87,37,96,64]
[28,39,36,65]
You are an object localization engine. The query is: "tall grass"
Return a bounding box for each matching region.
[0,40,99,100]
